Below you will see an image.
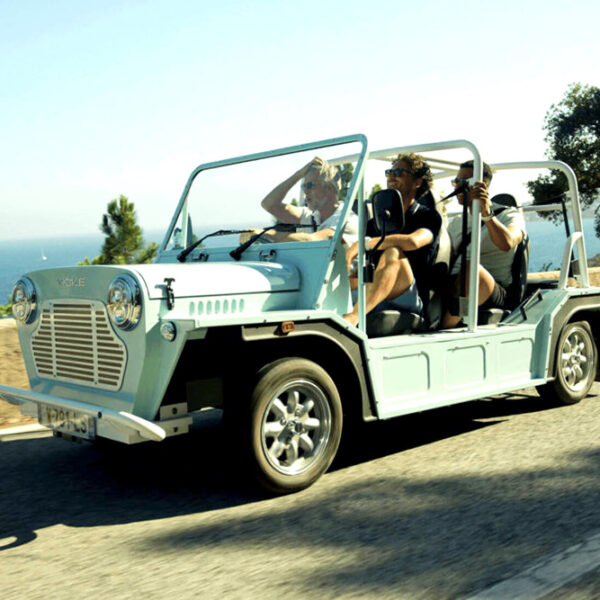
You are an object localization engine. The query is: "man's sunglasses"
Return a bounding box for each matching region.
[302,181,318,190]
[385,167,409,178]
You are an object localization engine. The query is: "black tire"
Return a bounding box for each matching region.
[536,321,597,405]
[246,357,343,494]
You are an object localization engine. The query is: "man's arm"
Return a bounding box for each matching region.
[264,228,334,243]
[239,226,333,245]
[261,158,322,223]
[471,181,523,251]
[483,220,523,252]
[367,228,434,252]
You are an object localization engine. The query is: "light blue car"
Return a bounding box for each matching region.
[2,134,598,494]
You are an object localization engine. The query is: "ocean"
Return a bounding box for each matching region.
[0,219,598,304]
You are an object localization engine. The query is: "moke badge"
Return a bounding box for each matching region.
[58,276,87,288]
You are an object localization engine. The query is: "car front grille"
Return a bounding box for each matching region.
[31,301,127,391]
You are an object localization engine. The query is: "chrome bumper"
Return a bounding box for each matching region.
[0,384,166,442]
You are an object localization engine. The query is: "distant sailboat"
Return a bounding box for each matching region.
[41,248,47,261]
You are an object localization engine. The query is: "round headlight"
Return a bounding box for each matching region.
[11,278,37,323]
[107,274,142,330]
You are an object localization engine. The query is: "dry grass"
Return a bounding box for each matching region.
[0,319,33,427]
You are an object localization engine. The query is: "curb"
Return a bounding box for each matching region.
[0,423,49,437]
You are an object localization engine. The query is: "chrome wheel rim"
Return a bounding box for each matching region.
[560,329,593,391]
[260,379,332,476]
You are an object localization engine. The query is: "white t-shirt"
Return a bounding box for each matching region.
[448,206,526,287]
[298,205,359,248]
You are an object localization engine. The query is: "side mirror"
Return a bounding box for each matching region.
[371,189,405,236]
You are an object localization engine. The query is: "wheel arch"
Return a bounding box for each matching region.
[547,295,600,380]
[240,321,376,423]
[159,321,377,422]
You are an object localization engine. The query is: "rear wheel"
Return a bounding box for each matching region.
[247,358,342,494]
[536,321,597,405]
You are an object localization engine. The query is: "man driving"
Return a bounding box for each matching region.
[241,157,358,247]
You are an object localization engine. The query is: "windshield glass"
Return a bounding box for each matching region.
[164,139,363,253]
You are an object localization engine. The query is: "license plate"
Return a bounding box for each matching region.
[38,404,96,440]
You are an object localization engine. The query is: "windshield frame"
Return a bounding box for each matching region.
[160,134,369,256]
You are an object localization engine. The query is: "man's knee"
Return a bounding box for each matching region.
[376,247,407,272]
[477,266,496,302]
[381,246,406,263]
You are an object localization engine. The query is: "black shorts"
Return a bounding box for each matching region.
[480,280,509,310]
[448,276,509,315]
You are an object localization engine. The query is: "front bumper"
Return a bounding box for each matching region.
[0,384,168,442]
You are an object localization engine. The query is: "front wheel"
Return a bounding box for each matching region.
[536,321,597,405]
[247,358,343,494]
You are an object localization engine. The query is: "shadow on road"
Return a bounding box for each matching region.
[0,396,513,540]
[140,444,600,598]
[0,386,590,596]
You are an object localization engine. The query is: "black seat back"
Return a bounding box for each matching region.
[490,193,517,208]
[478,231,529,325]
[425,225,451,329]
[506,233,530,309]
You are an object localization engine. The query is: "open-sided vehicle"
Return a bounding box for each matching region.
[2,135,599,494]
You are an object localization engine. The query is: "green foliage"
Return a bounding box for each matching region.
[335,163,382,204]
[369,183,382,200]
[0,303,12,317]
[527,83,600,223]
[337,163,354,202]
[80,195,158,265]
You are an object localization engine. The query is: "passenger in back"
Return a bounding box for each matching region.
[442,160,527,328]
[344,153,442,326]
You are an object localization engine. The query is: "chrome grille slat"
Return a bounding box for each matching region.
[31,300,127,391]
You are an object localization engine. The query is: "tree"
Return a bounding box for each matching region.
[336,163,383,203]
[81,195,157,265]
[368,183,382,200]
[527,83,600,229]
[338,163,354,202]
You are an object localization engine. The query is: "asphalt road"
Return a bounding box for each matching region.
[2,385,600,599]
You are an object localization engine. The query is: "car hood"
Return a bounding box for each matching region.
[131,261,301,299]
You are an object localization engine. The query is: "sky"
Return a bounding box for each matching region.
[1,0,599,241]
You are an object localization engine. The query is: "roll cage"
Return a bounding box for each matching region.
[331,140,590,335]
[158,134,590,336]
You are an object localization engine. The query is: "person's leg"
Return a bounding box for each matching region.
[477,265,496,305]
[344,247,413,326]
[442,263,496,328]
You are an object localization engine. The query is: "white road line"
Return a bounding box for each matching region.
[466,531,600,599]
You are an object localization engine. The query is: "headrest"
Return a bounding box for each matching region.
[491,193,518,208]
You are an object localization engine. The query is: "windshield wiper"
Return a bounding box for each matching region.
[229,223,304,261]
[229,226,273,261]
[179,222,310,263]
[177,229,253,262]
